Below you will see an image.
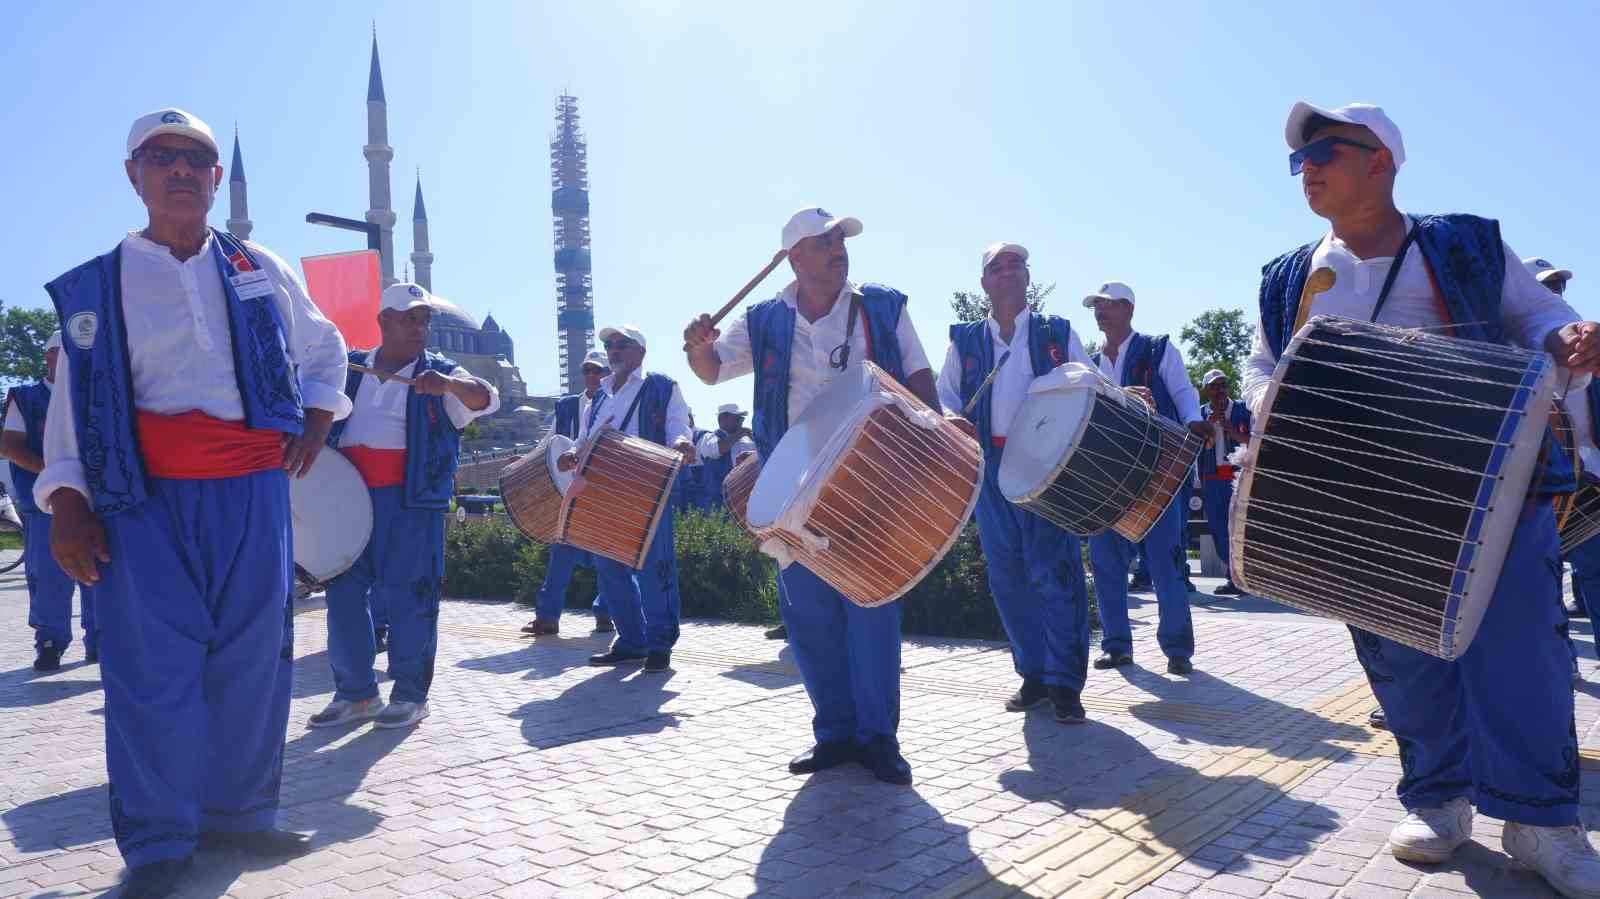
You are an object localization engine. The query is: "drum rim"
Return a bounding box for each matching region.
[499,434,573,544]
[996,377,1114,505]
[745,362,882,530]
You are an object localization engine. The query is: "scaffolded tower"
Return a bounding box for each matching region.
[551,94,594,395]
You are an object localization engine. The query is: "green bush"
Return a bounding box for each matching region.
[673,509,779,624]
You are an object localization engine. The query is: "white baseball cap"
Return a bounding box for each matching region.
[1082,281,1136,308]
[380,282,434,314]
[44,331,62,353]
[126,108,219,159]
[781,207,863,253]
[599,324,647,349]
[1285,102,1405,171]
[1523,256,1573,284]
[981,242,1029,272]
[717,403,747,416]
[581,350,609,370]
[1202,368,1228,386]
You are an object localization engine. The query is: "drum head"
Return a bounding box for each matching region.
[291,450,374,583]
[995,378,1095,502]
[746,362,877,530]
[545,434,575,494]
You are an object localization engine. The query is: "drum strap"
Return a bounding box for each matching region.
[1368,219,1421,324]
[617,389,646,433]
[827,292,863,371]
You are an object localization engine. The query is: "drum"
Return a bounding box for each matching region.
[1551,399,1579,533]
[1561,478,1600,555]
[720,451,762,534]
[1232,316,1557,660]
[291,449,374,587]
[1109,402,1204,543]
[997,363,1169,538]
[560,428,683,569]
[500,434,575,544]
[746,362,982,608]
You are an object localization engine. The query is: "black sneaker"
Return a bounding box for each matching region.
[765,624,787,640]
[122,856,193,899]
[197,829,312,857]
[1368,708,1387,730]
[1005,678,1049,712]
[1093,652,1133,670]
[788,740,859,774]
[1213,581,1242,596]
[1050,686,1086,724]
[1166,656,1194,675]
[643,652,671,673]
[862,735,912,785]
[33,645,62,672]
[588,648,647,666]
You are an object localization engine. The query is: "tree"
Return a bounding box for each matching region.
[1178,308,1252,388]
[0,303,58,387]
[949,282,1056,324]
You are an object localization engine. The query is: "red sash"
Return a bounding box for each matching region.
[136,410,283,479]
[341,445,407,488]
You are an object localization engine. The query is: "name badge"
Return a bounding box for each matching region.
[230,270,275,301]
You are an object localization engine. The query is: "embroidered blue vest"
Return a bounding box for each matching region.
[748,284,909,459]
[326,349,463,510]
[553,394,581,440]
[43,228,303,515]
[4,382,50,515]
[629,373,676,446]
[702,428,737,495]
[1093,333,1178,422]
[1198,402,1252,478]
[949,312,1074,452]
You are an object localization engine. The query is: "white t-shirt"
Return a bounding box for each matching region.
[935,307,1092,438]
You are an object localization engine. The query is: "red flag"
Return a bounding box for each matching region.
[301,250,381,349]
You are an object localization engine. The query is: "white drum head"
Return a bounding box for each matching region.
[746,362,877,530]
[292,450,374,583]
[996,375,1096,502]
[545,434,575,494]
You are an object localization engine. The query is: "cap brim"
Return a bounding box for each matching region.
[1082,294,1132,308]
[825,217,863,239]
[1537,269,1574,283]
[132,124,220,157]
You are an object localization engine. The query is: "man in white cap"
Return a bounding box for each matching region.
[310,282,497,732]
[682,207,940,785]
[39,107,352,896]
[1246,101,1600,895]
[2,331,93,670]
[695,402,755,511]
[558,324,694,672]
[938,242,1094,723]
[1197,368,1250,596]
[525,349,611,635]
[1083,280,1207,675]
[1526,256,1573,298]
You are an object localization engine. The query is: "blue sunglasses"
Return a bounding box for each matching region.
[1289,136,1380,175]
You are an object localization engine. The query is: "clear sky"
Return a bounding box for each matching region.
[4,1,1595,417]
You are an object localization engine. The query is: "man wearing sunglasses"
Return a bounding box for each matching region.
[682,207,940,785]
[559,324,694,673]
[1245,101,1600,897]
[37,108,353,897]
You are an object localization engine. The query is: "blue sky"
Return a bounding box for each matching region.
[4,1,1594,416]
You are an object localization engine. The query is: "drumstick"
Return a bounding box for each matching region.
[349,363,416,386]
[1290,267,1337,336]
[709,250,789,327]
[961,351,1012,417]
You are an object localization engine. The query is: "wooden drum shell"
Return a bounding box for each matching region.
[560,429,683,569]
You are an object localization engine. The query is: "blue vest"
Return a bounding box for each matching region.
[553,394,581,439]
[43,228,303,516]
[1258,214,1572,495]
[5,382,50,515]
[1093,332,1179,422]
[949,312,1075,451]
[702,428,738,495]
[1198,401,1253,478]
[326,349,463,510]
[748,284,909,459]
[626,373,677,446]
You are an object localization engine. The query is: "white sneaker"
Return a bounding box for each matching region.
[374,700,429,729]
[1388,796,1473,863]
[1504,821,1600,899]
[307,697,384,728]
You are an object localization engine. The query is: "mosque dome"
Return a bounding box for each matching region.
[429,295,480,331]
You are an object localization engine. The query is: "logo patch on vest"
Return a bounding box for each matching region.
[1046,342,1064,366]
[66,312,98,349]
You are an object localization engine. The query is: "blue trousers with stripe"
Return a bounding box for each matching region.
[1089,496,1194,659]
[534,543,608,623]
[24,509,90,653]
[594,514,680,655]
[779,562,901,746]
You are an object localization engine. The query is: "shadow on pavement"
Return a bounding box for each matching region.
[511,666,681,749]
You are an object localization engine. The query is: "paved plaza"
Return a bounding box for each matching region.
[3,564,1600,898]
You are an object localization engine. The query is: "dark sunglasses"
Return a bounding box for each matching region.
[132,145,219,169]
[602,338,634,350]
[1289,136,1379,175]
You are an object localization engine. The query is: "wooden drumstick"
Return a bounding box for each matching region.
[349,363,416,386]
[1291,267,1337,336]
[961,351,1012,417]
[709,250,789,327]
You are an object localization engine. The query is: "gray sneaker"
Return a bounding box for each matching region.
[307,697,384,728]
[374,700,430,729]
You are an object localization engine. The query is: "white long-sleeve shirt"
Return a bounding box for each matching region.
[935,307,1093,438]
[710,280,933,422]
[1095,331,1203,425]
[576,367,692,448]
[335,348,499,449]
[35,230,352,511]
[696,429,756,461]
[1242,218,1583,417]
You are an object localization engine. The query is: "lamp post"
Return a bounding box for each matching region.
[305,212,381,251]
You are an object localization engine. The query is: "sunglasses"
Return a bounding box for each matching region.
[1289,136,1380,175]
[132,145,219,169]
[602,338,635,350]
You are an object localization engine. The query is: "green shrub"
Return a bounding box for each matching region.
[673,509,779,624]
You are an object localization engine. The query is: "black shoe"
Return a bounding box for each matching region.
[373,627,388,654]
[1368,708,1387,730]
[1166,656,1194,675]
[593,613,615,633]
[1184,580,1198,594]
[862,735,912,785]
[197,829,313,857]
[1213,581,1242,596]
[1005,678,1049,712]
[84,646,99,664]
[1093,652,1132,670]
[788,740,859,774]
[1567,598,1588,619]
[1049,686,1086,724]
[122,856,193,899]
[32,646,61,672]
[1127,577,1153,592]
[765,624,787,640]
[643,652,671,672]
[588,648,647,666]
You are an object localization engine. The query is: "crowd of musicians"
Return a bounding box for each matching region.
[3,98,1599,899]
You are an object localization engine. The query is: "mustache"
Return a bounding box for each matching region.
[165,177,202,192]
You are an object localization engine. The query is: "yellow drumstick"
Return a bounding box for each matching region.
[1291,267,1337,336]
